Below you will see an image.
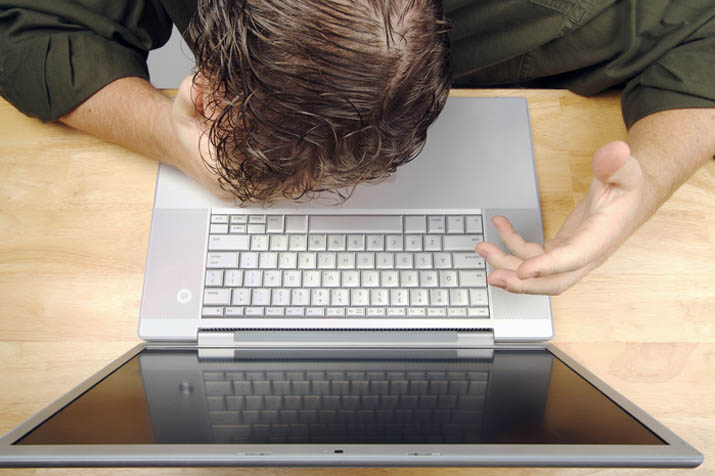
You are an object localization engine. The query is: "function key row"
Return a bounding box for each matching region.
[210,215,483,235]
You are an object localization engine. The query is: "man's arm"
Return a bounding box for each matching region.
[60,76,230,199]
[476,107,715,295]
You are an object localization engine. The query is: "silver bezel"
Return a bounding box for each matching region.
[0,343,703,467]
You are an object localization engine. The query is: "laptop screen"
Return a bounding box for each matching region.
[14,347,664,446]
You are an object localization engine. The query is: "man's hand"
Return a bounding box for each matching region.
[476,141,647,295]
[161,75,233,200]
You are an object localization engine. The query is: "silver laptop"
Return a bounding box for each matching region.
[0,97,702,467]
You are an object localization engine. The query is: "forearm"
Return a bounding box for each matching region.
[627,108,715,220]
[59,77,175,164]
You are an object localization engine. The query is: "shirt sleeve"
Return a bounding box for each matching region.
[621,20,715,129]
[0,1,173,122]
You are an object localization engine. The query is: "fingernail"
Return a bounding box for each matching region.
[526,271,540,279]
[476,248,488,258]
[491,280,506,288]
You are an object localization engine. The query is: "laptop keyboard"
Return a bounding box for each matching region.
[202,213,489,318]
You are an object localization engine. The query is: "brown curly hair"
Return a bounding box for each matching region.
[187,0,451,204]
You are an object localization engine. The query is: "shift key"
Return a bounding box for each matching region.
[443,235,483,251]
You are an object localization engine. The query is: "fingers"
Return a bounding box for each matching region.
[490,216,545,260]
[592,141,643,191]
[488,265,592,296]
[475,241,523,271]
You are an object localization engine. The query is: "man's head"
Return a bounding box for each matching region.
[188,0,451,203]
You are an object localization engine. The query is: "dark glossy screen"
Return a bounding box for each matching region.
[16,348,665,445]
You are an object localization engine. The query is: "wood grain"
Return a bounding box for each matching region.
[1,89,713,475]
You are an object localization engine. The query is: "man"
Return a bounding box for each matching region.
[1,0,714,296]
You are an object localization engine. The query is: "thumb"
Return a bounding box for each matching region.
[592,140,641,190]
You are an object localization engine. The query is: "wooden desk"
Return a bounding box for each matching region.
[0,90,713,475]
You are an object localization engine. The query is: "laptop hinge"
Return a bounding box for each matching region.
[197,329,495,348]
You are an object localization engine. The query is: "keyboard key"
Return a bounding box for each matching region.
[229,224,247,234]
[424,236,442,251]
[303,271,321,287]
[286,307,305,316]
[459,271,487,287]
[284,270,301,287]
[427,216,445,233]
[366,235,384,251]
[327,234,346,251]
[230,215,247,224]
[240,252,258,269]
[247,224,266,234]
[259,252,278,269]
[381,270,399,287]
[434,253,452,269]
[439,271,458,287]
[205,270,223,287]
[202,306,223,317]
[342,271,359,287]
[251,235,269,251]
[245,307,265,316]
[310,215,402,233]
[309,234,327,251]
[347,307,366,316]
[453,252,486,269]
[317,252,336,269]
[370,289,389,306]
[278,252,297,269]
[265,307,284,316]
[468,307,489,317]
[225,306,244,316]
[395,253,413,269]
[361,271,379,287]
[414,253,432,269]
[337,252,355,269]
[450,289,469,306]
[388,307,406,316]
[272,289,291,306]
[407,307,426,316]
[211,215,229,224]
[404,235,422,251]
[204,289,230,305]
[347,235,365,251]
[248,215,266,224]
[232,289,251,305]
[404,216,426,233]
[351,289,369,306]
[208,235,250,251]
[210,224,228,234]
[330,289,349,306]
[298,252,317,269]
[448,307,468,317]
[386,235,403,251]
[285,215,307,233]
[410,289,428,306]
[367,307,386,316]
[252,289,270,305]
[326,307,346,317]
[243,270,262,287]
[266,215,284,233]
[322,271,340,287]
[270,235,289,251]
[446,216,465,234]
[469,288,489,306]
[430,289,449,306]
[390,289,409,306]
[306,307,325,316]
[289,234,307,251]
[263,270,281,287]
[466,215,483,233]
[356,253,374,269]
[428,307,447,316]
[420,271,438,287]
[400,271,418,287]
[443,235,484,251]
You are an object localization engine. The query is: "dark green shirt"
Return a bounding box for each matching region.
[1,0,714,128]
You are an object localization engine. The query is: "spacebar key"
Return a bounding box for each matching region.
[309,215,402,233]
